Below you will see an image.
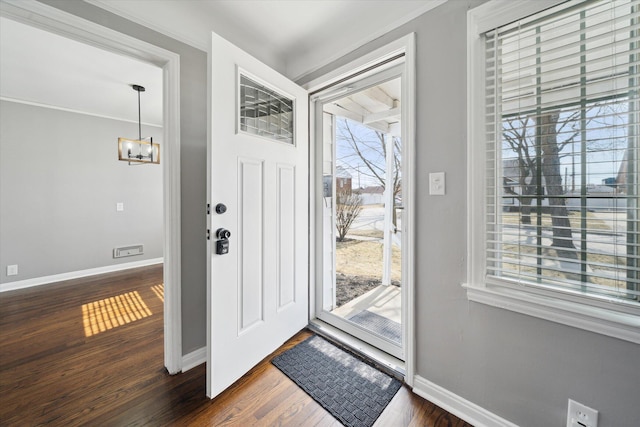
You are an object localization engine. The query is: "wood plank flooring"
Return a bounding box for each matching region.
[0,265,472,426]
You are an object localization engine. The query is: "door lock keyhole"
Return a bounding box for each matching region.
[215,228,231,255]
[216,228,231,239]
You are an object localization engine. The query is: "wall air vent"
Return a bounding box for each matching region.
[113,244,144,258]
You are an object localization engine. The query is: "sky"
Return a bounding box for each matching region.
[334,117,400,190]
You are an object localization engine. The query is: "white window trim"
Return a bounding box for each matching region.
[465,0,640,344]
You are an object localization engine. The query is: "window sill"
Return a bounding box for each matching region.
[462,282,640,344]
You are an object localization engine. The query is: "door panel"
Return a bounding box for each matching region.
[277,163,296,309]
[238,157,264,332]
[207,32,308,398]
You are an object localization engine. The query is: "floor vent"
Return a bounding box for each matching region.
[113,245,144,258]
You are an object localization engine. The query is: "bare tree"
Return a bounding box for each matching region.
[335,193,363,242]
[336,118,401,199]
[502,116,539,225]
[539,111,576,252]
[336,118,401,226]
[502,111,582,225]
[503,104,621,256]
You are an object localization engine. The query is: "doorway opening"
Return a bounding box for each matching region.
[0,1,182,373]
[312,59,407,361]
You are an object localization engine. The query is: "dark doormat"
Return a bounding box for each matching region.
[271,335,401,427]
[347,310,402,344]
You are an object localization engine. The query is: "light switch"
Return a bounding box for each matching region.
[116,202,124,211]
[429,172,445,195]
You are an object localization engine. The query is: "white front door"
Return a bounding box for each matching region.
[206,32,309,398]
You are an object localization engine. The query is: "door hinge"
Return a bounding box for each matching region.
[206,229,211,240]
[207,203,211,215]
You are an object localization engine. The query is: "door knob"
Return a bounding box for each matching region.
[215,203,227,214]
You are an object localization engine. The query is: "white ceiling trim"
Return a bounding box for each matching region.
[0,0,172,67]
[0,96,163,128]
[288,0,447,81]
[85,0,208,52]
[0,15,164,125]
[85,0,447,82]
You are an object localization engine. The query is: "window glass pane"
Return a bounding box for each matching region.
[486,0,640,304]
[239,74,294,144]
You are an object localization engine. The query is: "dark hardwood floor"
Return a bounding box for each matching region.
[0,265,472,426]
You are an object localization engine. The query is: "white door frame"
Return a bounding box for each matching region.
[304,33,416,385]
[0,0,183,374]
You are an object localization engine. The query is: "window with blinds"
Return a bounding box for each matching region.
[484,0,639,304]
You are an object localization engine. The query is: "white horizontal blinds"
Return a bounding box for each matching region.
[485,0,640,303]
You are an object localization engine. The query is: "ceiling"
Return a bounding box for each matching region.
[0,1,445,124]
[0,16,163,126]
[87,0,446,78]
[328,78,402,136]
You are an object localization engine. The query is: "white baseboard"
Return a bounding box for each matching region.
[412,375,519,427]
[182,347,206,372]
[0,258,164,293]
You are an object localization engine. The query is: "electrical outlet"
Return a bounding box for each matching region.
[116,202,124,212]
[567,399,598,427]
[7,265,18,276]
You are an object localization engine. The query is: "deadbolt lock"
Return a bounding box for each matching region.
[215,228,231,255]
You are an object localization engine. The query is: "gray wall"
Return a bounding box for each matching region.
[37,0,208,355]
[0,101,163,283]
[24,2,639,425]
[300,1,638,426]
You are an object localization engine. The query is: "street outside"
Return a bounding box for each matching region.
[498,211,632,289]
[349,204,402,247]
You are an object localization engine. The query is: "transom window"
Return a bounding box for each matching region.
[239,73,294,144]
[467,0,640,343]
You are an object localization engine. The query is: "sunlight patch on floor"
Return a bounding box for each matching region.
[151,283,164,302]
[82,291,152,337]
